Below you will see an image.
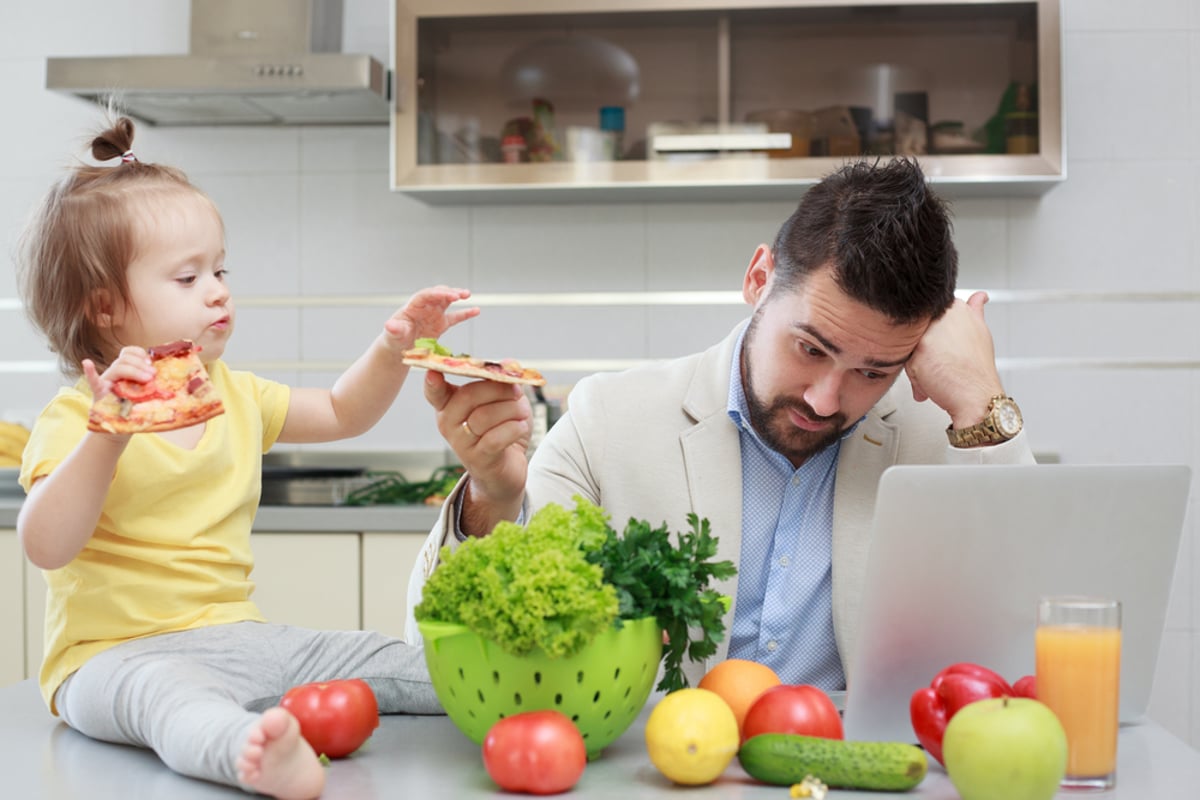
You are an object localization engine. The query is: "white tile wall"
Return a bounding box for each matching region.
[1007,160,1197,291]
[1063,31,1192,162]
[301,175,472,295]
[471,204,648,292]
[1064,0,1194,32]
[946,197,1011,289]
[1,0,1198,748]
[643,202,793,290]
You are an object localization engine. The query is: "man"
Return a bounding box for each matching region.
[406,159,1034,689]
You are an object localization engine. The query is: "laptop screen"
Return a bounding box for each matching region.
[841,464,1190,743]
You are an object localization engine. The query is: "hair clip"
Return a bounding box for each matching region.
[120,150,137,163]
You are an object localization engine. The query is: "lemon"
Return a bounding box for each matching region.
[645,687,739,785]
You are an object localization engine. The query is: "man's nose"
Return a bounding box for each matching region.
[804,370,842,418]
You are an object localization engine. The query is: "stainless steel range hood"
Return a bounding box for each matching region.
[45,0,390,126]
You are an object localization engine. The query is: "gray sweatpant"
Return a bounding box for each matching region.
[54,621,442,792]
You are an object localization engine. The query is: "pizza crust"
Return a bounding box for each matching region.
[402,348,546,387]
[88,340,225,433]
[88,396,225,434]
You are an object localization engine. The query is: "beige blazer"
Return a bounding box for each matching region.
[406,324,1034,684]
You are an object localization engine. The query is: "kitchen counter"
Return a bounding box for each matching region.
[251,504,441,532]
[0,497,440,532]
[1,449,455,532]
[2,678,1199,799]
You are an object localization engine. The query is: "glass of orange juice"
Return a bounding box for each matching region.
[1035,596,1121,790]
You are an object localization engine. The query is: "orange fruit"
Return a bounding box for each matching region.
[697,658,782,735]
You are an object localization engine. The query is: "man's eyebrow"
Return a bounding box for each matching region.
[794,322,914,369]
[795,323,841,355]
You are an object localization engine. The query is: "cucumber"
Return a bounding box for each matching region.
[738,733,928,791]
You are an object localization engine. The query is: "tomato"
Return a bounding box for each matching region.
[741,684,845,742]
[111,378,167,402]
[279,678,380,759]
[482,710,587,795]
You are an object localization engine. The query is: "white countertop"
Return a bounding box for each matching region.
[1,449,453,532]
[0,497,440,532]
[2,678,1199,799]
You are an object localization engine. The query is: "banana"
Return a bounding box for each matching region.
[0,421,31,466]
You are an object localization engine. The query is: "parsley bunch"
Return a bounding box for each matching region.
[584,510,737,693]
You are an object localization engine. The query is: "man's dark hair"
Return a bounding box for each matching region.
[769,159,957,323]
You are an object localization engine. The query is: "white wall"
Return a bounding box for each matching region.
[1,0,1198,747]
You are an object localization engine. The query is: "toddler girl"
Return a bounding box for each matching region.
[15,116,478,799]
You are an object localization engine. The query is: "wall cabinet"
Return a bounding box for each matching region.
[250,533,364,631]
[248,532,429,636]
[362,532,429,639]
[24,560,42,681]
[393,0,1063,202]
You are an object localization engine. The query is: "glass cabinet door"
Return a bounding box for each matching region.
[393,0,1061,202]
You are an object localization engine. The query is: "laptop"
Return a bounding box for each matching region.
[840,463,1191,743]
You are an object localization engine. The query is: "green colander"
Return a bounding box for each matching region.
[418,616,662,758]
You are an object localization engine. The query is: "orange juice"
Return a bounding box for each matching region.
[1035,624,1121,779]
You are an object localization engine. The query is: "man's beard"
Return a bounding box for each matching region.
[742,314,848,466]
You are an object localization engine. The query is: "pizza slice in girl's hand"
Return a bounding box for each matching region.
[402,338,546,386]
[88,340,225,433]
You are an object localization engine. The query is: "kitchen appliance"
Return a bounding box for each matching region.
[259,465,373,506]
[647,122,790,161]
[45,0,389,126]
[257,450,460,506]
[745,109,814,159]
[0,468,21,499]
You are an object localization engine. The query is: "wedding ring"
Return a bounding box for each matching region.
[461,419,478,438]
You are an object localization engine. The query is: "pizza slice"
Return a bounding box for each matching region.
[402,338,546,387]
[88,340,225,434]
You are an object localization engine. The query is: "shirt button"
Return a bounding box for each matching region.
[766,640,778,652]
[779,555,791,567]
[791,475,801,486]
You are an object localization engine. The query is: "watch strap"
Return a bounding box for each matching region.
[946,395,1020,448]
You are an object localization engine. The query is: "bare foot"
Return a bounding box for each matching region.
[236,707,326,800]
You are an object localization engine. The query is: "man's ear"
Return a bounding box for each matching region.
[742,245,775,306]
[89,289,115,328]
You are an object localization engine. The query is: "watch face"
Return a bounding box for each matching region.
[995,400,1023,437]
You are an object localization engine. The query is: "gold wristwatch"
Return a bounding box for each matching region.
[946,395,1023,448]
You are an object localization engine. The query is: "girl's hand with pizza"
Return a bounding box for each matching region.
[82,346,155,404]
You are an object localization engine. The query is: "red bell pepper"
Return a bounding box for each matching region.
[909,662,1015,767]
[1012,674,1037,698]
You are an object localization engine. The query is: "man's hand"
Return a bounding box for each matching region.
[905,291,1006,429]
[423,370,531,536]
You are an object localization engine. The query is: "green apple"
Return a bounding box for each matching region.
[942,696,1067,800]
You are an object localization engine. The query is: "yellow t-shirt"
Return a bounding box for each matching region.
[18,361,290,711]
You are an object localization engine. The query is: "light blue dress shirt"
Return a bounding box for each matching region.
[725,324,852,691]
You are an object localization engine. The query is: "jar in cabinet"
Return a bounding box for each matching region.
[501,135,528,164]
